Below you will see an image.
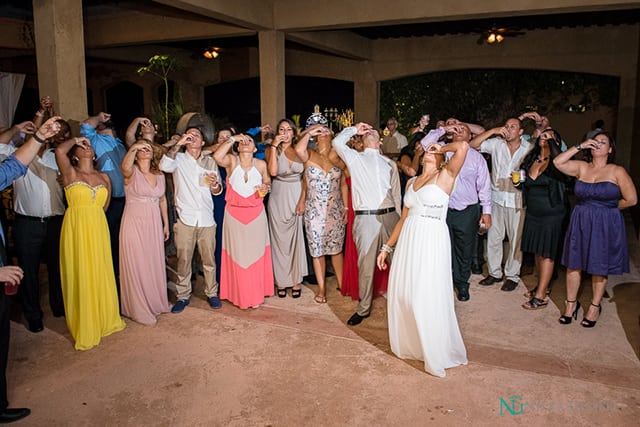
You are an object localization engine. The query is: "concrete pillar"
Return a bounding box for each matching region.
[617,75,636,171]
[259,31,285,126]
[628,31,640,235]
[32,0,88,122]
[354,61,379,127]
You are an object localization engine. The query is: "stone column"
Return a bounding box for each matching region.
[354,62,379,127]
[32,0,88,122]
[627,30,640,235]
[259,31,285,127]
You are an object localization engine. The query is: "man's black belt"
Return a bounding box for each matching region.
[354,207,395,216]
[15,213,62,223]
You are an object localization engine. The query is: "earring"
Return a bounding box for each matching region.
[93,155,97,161]
[72,156,79,162]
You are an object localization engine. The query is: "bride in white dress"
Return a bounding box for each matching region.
[377,125,469,377]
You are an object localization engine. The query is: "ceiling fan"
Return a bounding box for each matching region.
[477,27,525,45]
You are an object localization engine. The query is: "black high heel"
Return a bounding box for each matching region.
[558,300,580,325]
[581,303,602,328]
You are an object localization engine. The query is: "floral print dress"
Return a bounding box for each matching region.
[303,165,345,257]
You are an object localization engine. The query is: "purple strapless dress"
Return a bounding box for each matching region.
[561,180,629,275]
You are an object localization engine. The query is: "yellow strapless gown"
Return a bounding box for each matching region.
[60,182,125,350]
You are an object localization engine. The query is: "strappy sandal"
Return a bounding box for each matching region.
[581,302,602,328]
[276,288,287,298]
[314,294,327,304]
[524,286,552,299]
[558,300,581,325]
[522,297,548,310]
[291,287,302,298]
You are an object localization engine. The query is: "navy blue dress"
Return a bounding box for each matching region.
[562,181,629,275]
[213,167,227,283]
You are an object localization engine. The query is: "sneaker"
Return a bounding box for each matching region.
[208,296,222,309]
[171,299,190,313]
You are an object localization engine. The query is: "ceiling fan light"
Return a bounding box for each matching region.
[487,33,496,43]
[496,34,504,43]
[203,48,220,59]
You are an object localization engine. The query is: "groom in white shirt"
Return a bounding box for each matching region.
[333,122,402,325]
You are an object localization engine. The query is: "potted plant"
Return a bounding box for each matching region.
[137,54,182,141]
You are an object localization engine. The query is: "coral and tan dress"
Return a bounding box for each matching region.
[220,160,274,308]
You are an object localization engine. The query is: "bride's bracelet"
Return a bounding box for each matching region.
[380,244,394,254]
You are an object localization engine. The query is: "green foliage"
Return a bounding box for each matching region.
[137,54,182,140]
[380,69,619,133]
[150,89,184,139]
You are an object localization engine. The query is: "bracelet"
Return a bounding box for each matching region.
[35,111,44,117]
[575,144,582,151]
[380,244,394,254]
[32,133,47,144]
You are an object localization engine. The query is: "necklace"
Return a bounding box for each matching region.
[535,156,549,163]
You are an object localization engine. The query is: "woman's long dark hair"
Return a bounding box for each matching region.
[520,128,566,182]
[399,131,425,162]
[276,118,297,144]
[519,128,569,209]
[584,131,616,164]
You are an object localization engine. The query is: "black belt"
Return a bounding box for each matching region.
[354,207,395,216]
[15,213,62,223]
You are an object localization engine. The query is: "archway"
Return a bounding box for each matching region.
[105,81,144,137]
[379,69,619,145]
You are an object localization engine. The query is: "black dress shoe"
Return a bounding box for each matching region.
[27,319,44,333]
[456,288,470,301]
[501,279,519,292]
[347,312,369,326]
[479,275,502,286]
[0,407,31,423]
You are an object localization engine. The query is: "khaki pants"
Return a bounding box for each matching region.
[487,203,524,282]
[352,211,399,316]
[174,219,217,300]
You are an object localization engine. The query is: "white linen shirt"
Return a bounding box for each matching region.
[479,136,532,209]
[0,145,64,217]
[159,152,221,227]
[332,127,402,214]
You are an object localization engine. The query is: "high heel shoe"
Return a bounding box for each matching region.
[581,303,602,328]
[558,300,580,325]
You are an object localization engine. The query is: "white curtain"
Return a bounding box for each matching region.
[0,72,26,130]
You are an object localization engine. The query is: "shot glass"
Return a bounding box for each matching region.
[4,283,18,296]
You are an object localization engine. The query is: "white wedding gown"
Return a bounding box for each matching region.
[387,179,468,377]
